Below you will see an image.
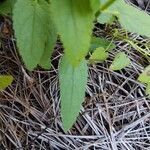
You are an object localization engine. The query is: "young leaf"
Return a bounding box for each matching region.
[110,52,131,70]
[0,75,13,90]
[90,37,115,52]
[138,65,150,84]
[13,0,50,70]
[146,84,150,97]
[59,56,88,131]
[89,47,108,63]
[51,0,95,67]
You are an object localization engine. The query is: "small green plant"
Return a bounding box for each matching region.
[110,52,131,71]
[0,0,150,131]
[0,75,13,90]
[138,65,150,97]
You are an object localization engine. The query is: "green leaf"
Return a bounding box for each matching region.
[100,0,150,37]
[59,56,88,131]
[0,0,16,15]
[38,31,57,70]
[146,84,150,97]
[0,75,13,90]
[89,47,108,63]
[115,0,150,37]
[90,0,100,14]
[97,10,118,24]
[51,0,95,67]
[100,0,106,5]
[90,37,115,52]
[38,14,57,69]
[138,65,150,84]
[13,0,50,70]
[110,52,131,70]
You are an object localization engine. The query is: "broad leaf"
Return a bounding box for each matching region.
[113,0,150,37]
[90,37,115,52]
[59,56,88,131]
[51,0,95,66]
[0,75,13,90]
[13,0,50,70]
[89,47,108,63]
[98,0,150,37]
[110,52,131,70]
[0,0,16,15]
[138,65,150,84]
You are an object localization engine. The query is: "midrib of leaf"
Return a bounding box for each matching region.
[70,69,75,114]
[70,1,79,43]
[30,6,36,58]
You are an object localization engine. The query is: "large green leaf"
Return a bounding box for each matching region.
[0,0,16,15]
[13,0,50,70]
[113,0,150,37]
[138,65,150,84]
[51,0,95,67]
[110,52,131,70]
[59,56,88,131]
[0,75,13,90]
[98,0,150,37]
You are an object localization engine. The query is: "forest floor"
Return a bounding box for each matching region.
[0,0,150,150]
